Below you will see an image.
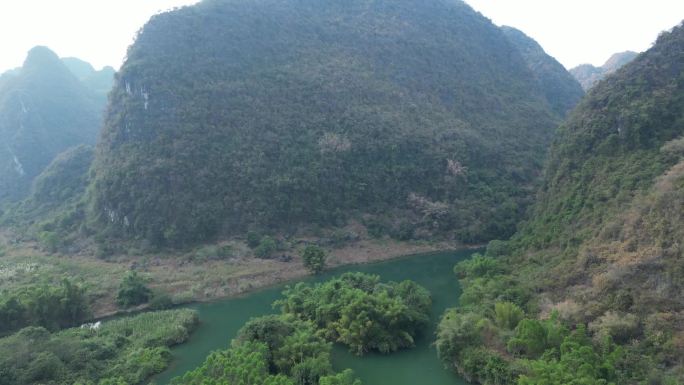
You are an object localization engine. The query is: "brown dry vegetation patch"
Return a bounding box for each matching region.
[1,234,460,318]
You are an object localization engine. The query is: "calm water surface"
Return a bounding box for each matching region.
[153,250,474,385]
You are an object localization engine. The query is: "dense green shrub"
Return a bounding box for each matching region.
[507,317,568,358]
[458,347,516,385]
[517,326,622,385]
[276,272,431,355]
[301,245,326,274]
[172,341,295,385]
[148,293,174,310]
[436,310,486,364]
[247,231,262,248]
[177,314,362,385]
[0,279,90,335]
[255,236,277,258]
[494,302,525,330]
[116,271,151,308]
[454,254,503,279]
[0,309,198,385]
[318,370,361,385]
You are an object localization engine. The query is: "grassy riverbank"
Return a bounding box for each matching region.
[0,308,198,385]
[0,229,460,318]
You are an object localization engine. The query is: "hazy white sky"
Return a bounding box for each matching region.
[465,0,684,68]
[0,0,682,73]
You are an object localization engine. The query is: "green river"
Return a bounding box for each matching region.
[154,249,474,385]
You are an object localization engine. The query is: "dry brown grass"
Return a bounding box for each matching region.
[0,233,457,318]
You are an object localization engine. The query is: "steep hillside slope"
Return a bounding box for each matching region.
[0,47,104,203]
[91,0,576,247]
[501,26,584,116]
[438,23,684,384]
[570,51,639,90]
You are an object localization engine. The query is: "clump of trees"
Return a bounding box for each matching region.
[174,273,431,384]
[117,271,151,308]
[0,278,90,335]
[173,314,361,385]
[0,309,198,385]
[276,272,431,355]
[301,245,326,274]
[436,245,683,385]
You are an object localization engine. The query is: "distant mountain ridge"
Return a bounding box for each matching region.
[0,47,111,203]
[61,57,116,98]
[89,0,582,247]
[570,51,639,90]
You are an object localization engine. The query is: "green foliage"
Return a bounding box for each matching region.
[148,292,174,310]
[37,231,60,253]
[191,244,235,262]
[507,318,568,358]
[517,326,622,385]
[116,271,151,308]
[247,231,262,248]
[515,24,684,255]
[255,236,277,258]
[0,278,90,335]
[495,302,525,330]
[459,276,531,311]
[459,346,516,385]
[437,23,684,385]
[172,341,295,385]
[1,145,94,253]
[0,309,198,385]
[89,0,570,247]
[319,370,362,385]
[276,272,431,355]
[179,314,361,385]
[485,240,511,258]
[588,312,640,345]
[301,245,326,274]
[235,315,331,378]
[454,253,503,279]
[436,309,485,363]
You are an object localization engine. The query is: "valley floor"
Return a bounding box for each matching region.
[0,230,462,318]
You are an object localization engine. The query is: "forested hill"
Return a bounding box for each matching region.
[570,51,638,90]
[500,26,584,116]
[90,0,581,247]
[515,23,684,381]
[436,23,684,384]
[0,47,107,203]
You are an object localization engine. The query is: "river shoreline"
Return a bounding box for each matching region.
[94,239,481,320]
[153,249,476,385]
